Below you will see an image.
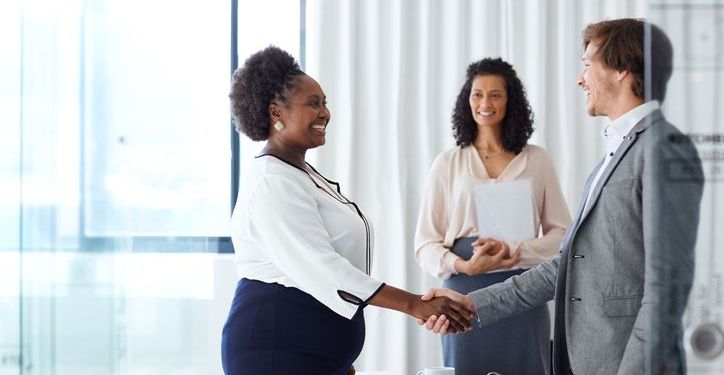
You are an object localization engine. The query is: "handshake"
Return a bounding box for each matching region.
[405,237,517,334]
[376,238,514,334]
[411,288,475,335]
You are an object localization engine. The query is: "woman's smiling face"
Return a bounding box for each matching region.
[469,74,508,129]
[275,74,331,149]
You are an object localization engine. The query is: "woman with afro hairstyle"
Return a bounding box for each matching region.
[220,46,474,375]
[414,58,571,374]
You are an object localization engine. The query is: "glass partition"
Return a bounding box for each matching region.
[0,1,22,374]
[2,0,302,374]
[650,1,724,373]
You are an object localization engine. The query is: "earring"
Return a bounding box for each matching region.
[273,121,285,131]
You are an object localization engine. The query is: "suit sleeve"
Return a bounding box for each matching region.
[469,250,559,324]
[617,132,704,374]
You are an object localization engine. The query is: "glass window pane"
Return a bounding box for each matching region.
[0,1,20,253]
[83,0,231,237]
[1,2,24,372]
[12,0,304,373]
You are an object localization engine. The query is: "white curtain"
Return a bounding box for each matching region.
[304,0,647,373]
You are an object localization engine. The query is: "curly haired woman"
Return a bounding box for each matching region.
[414,58,571,375]
[220,46,473,375]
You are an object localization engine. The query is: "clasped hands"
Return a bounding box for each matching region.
[417,238,520,335]
[455,237,519,276]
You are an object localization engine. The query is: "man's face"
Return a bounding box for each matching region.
[577,40,618,117]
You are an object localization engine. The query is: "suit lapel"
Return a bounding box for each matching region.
[578,136,637,221]
[578,110,663,222]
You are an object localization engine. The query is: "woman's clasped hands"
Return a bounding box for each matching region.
[455,237,520,276]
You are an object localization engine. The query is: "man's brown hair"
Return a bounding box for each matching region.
[583,18,673,102]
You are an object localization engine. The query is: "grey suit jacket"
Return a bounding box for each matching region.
[469,110,704,375]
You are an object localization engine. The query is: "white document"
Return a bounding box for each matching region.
[474,179,535,245]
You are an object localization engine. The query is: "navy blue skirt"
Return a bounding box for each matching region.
[442,237,551,375]
[221,278,365,375]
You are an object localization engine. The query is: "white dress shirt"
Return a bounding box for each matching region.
[583,101,660,211]
[414,144,571,279]
[230,155,383,319]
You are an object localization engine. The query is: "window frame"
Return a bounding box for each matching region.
[75,0,305,253]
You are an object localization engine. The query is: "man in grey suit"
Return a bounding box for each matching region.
[421,19,704,374]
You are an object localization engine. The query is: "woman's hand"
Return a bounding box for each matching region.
[408,294,474,333]
[367,285,474,333]
[348,365,355,375]
[473,237,516,257]
[455,238,520,276]
[416,288,475,335]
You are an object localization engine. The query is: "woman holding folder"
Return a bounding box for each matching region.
[414,58,571,375]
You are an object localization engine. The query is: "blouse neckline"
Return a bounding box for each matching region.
[466,144,529,182]
[255,153,372,274]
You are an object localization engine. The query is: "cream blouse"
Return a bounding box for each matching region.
[414,144,571,279]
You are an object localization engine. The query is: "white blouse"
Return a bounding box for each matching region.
[414,144,572,279]
[230,155,383,319]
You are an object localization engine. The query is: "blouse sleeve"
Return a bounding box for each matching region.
[414,154,461,279]
[246,174,384,320]
[514,151,572,268]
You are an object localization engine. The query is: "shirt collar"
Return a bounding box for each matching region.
[601,101,660,141]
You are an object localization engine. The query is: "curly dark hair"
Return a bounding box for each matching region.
[229,46,304,141]
[451,58,534,154]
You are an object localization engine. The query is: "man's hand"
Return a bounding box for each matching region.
[366,284,474,333]
[409,293,475,333]
[416,288,475,335]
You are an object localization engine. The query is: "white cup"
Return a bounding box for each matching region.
[415,367,454,375]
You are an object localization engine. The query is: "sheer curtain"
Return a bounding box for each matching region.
[304,0,646,373]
